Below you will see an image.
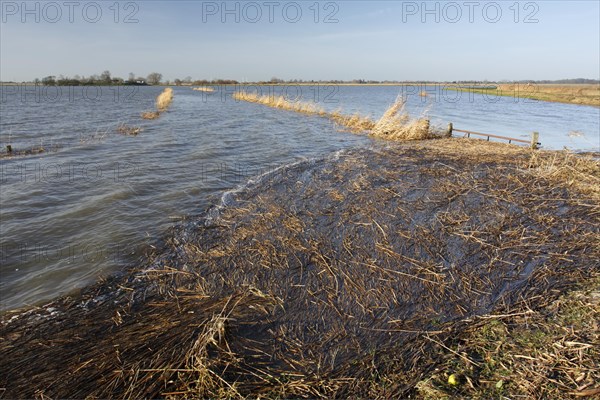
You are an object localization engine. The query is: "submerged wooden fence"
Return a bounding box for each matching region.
[446,123,540,149]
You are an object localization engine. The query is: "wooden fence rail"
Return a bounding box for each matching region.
[446,123,540,149]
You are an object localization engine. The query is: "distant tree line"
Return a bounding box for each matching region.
[38,71,165,86]
[36,71,244,86]
[27,73,600,86]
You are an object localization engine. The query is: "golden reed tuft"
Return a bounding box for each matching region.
[141,88,175,119]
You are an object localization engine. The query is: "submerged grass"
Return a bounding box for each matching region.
[233,91,437,141]
[1,139,598,399]
[116,123,143,136]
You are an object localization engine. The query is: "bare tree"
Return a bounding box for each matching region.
[100,70,111,83]
[146,72,163,85]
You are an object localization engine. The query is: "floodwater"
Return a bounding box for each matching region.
[0,85,598,311]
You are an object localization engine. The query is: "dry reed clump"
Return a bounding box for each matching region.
[329,110,375,133]
[116,123,143,136]
[234,91,436,140]
[141,88,175,120]
[1,140,598,399]
[156,88,174,112]
[370,96,433,140]
[526,150,600,199]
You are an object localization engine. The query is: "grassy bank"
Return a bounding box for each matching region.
[448,84,600,107]
[416,274,600,398]
[1,139,598,399]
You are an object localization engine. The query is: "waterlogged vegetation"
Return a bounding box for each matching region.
[0,84,599,398]
[141,87,174,119]
[1,137,598,398]
[233,91,437,140]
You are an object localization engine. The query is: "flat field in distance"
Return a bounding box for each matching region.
[451,83,600,107]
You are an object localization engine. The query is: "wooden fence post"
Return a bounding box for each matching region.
[530,131,540,149]
[446,123,453,138]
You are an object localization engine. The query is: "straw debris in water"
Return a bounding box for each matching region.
[116,123,143,136]
[0,139,598,399]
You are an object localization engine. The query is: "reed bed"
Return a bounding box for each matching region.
[141,88,174,119]
[1,139,598,399]
[233,91,436,140]
[233,91,328,116]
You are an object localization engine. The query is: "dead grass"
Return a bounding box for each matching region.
[370,96,433,140]
[156,88,174,112]
[116,123,143,136]
[329,110,375,132]
[1,139,598,399]
[415,275,600,399]
[141,88,175,120]
[234,91,437,141]
[413,139,600,201]
[233,91,327,116]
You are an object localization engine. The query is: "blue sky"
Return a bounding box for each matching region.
[1,1,599,81]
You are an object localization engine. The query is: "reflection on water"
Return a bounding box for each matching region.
[0,85,598,311]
